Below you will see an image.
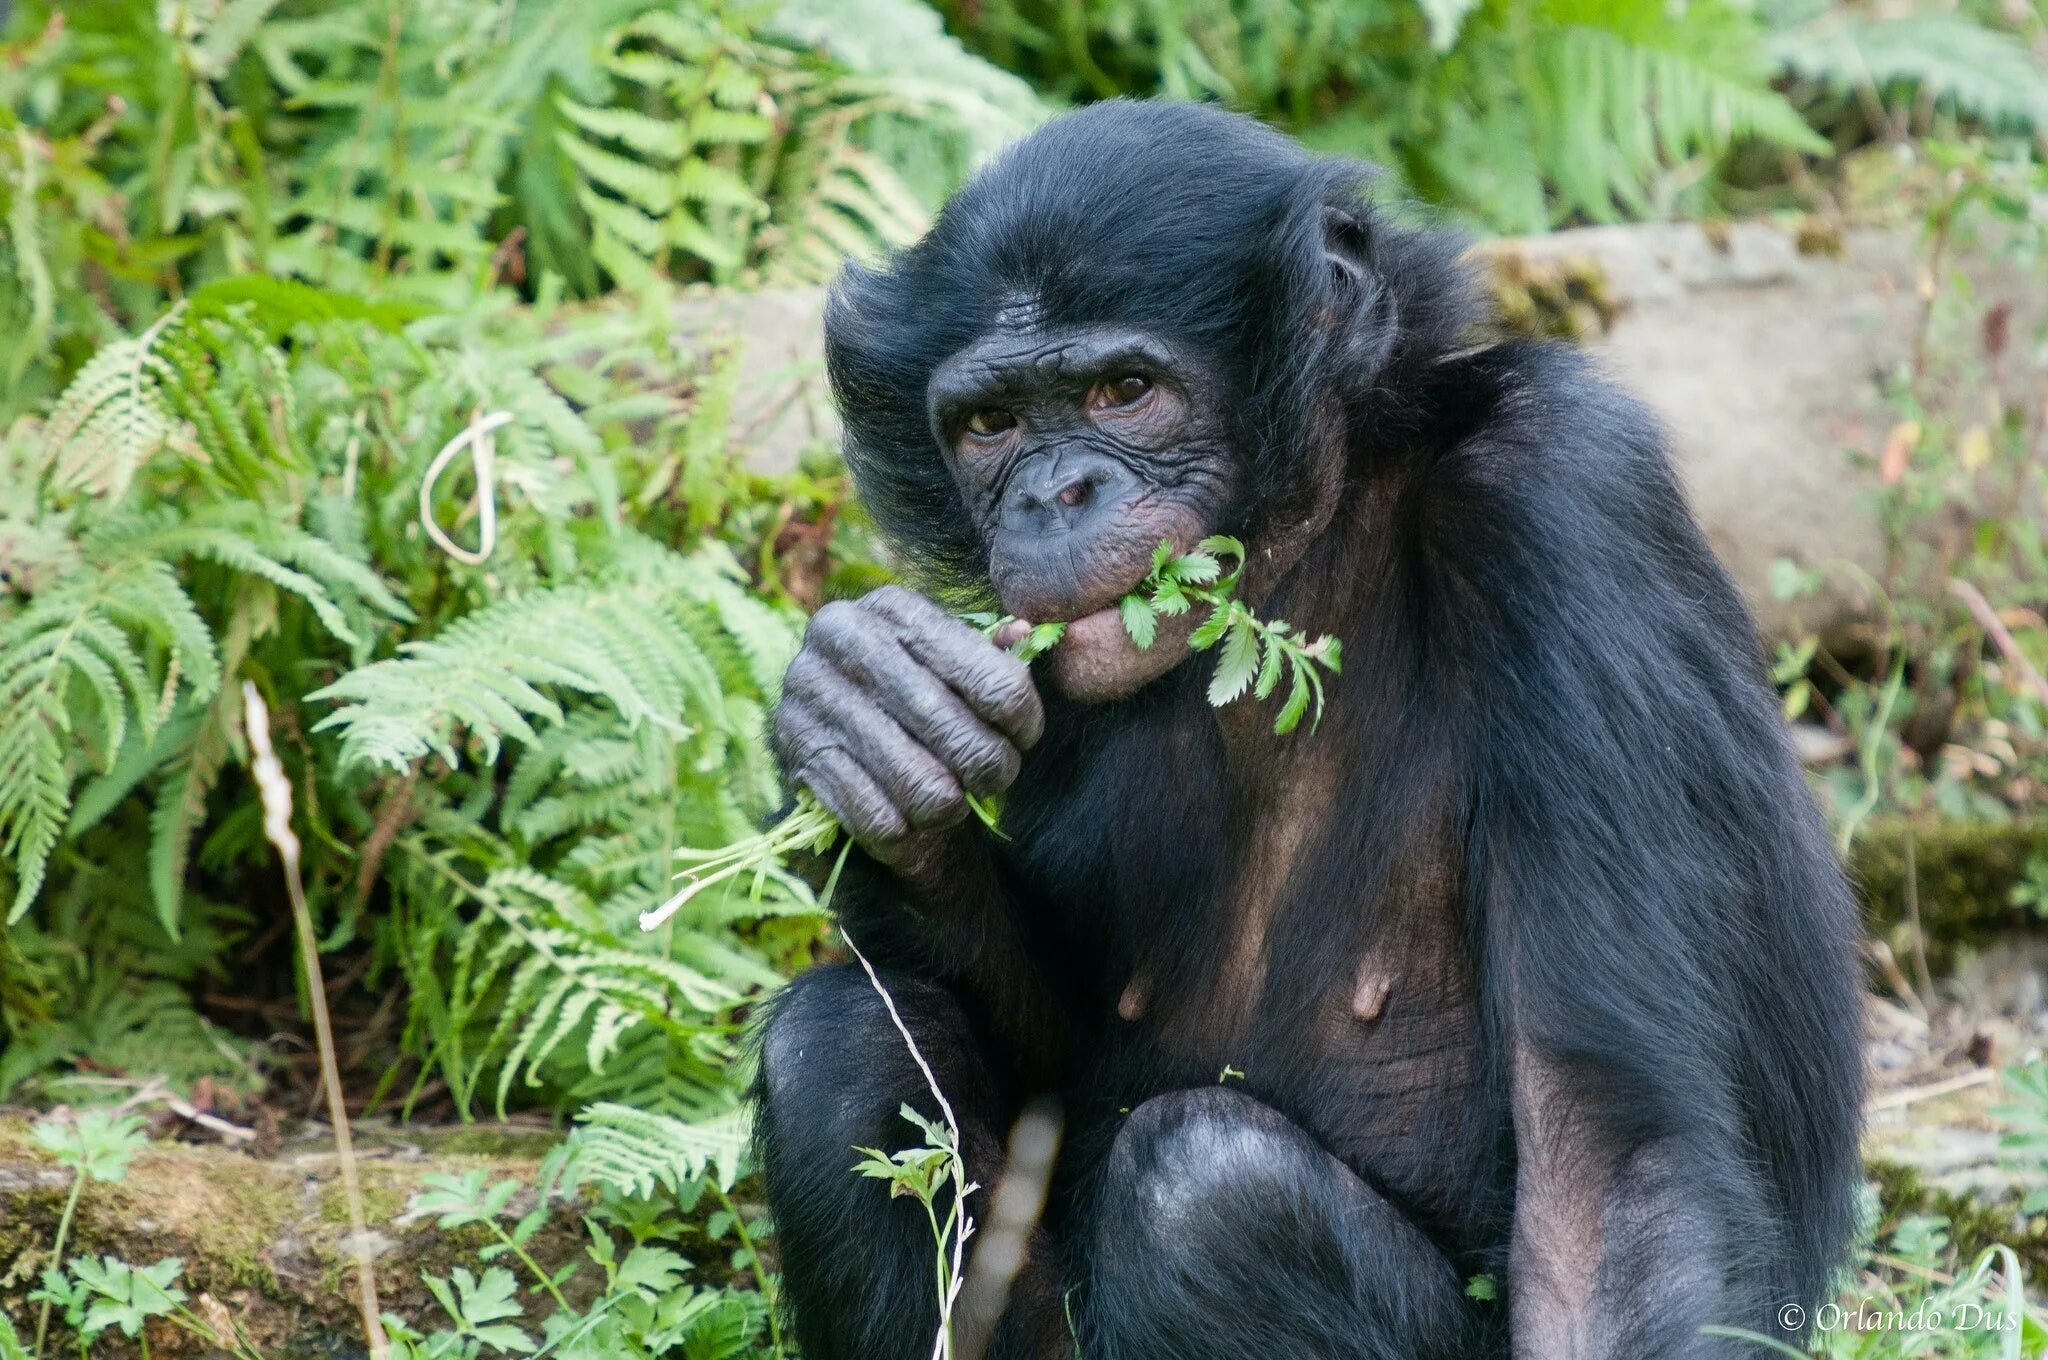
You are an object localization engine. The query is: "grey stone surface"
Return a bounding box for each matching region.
[687,222,2028,639]
[1509,222,1917,639]
[673,287,833,477]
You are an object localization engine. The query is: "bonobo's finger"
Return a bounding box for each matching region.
[862,586,1045,749]
[802,661,967,831]
[769,651,843,767]
[795,744,907,848]
[810,623,1022,798]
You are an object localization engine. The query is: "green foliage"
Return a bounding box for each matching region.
[0,274,827,1127]
[386,1139,783,1360]
[550,1101,754,1198]
[934,0,1828,229]
[31,1107,149,1181]
[1769,142,2048,834]
[56,1257,189,1345]
[0,0,1033,410]
[1126,537,1343,732]
[24,1107,161,1360]
[1773,12,2048,143]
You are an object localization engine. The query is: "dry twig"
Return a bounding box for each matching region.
[244,682,389,1360]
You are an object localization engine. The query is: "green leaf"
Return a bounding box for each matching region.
[1187,602,1235,651]
[1164,550,1220,587]
[1254,635,1285,700]
[615,1245,689,1295]
[1012,621,1067,663]
[32,1110,149,1182]
[1274,657,1314,735]
[1119,595,1157,650]
[1208,614,1260,706]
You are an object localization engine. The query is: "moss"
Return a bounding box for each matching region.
[0,1125,604,1359]
[315,1165,412,1227]
[1478,247,1619,341]
[1848,816,2048,951]
[1868,1157,2048,1275]
[400,1124,561,1160]
[1795,215,1847,257]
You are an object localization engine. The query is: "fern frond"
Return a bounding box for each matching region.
[0,552,218,922]
[554,1101,751,1196]
[40,320,185,499]
[313,547,776,771]
[1772,15,2048,136]
[147,724,228,939]
[426,859,749,1116]
[1533,0,1828,221]
[555,98,691,161]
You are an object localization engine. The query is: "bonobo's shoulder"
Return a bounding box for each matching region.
[1418,340,1687,538]
[1431,340,1665,478]
[1415,339,1736,627]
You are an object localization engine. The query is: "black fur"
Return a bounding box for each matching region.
[762,100,1863,1359]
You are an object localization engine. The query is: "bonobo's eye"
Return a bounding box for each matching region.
[1092,375,1152,410]
[965,408,1017,438]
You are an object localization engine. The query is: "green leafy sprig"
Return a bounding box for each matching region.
[1121,536,1342,734]
[639,537,1340,932]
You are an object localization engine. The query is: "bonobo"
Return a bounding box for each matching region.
[756,100,1862,1360]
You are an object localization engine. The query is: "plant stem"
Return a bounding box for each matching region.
[494,1223,572,1314]
[244,683,390,1360]
[31,1170,85,1359]
[712,1181,784,1352]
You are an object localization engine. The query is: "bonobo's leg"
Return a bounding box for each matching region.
[755,963,1068,1360]
[1079,1089,1491,1360]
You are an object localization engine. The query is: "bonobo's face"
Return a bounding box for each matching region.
[927,310,1238,702]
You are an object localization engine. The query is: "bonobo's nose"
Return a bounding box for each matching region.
[1001,452,1125,532]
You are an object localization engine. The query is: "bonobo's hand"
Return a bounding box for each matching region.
[773,586,1044,862]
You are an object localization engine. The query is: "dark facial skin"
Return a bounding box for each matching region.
[928,317,1238,701]
[772,312,1238,864]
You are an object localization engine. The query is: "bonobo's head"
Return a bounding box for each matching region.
[824,101,1462,701]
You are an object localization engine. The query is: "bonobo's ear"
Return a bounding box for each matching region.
[1321,202,1400,377]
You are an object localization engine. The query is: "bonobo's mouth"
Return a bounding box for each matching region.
[993,535,1203,703]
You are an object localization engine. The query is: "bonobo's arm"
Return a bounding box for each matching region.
[771,585,1066,1066]
[1435,349,1862,1356]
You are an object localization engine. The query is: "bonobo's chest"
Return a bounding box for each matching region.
[1002,698,1506,1248]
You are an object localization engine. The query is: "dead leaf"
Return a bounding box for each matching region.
[1880,420,1922,485]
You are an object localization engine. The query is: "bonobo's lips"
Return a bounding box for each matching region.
[994,543,1201,703]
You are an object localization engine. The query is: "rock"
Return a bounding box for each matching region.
[672,287,832,478]
[696,221,2042,641]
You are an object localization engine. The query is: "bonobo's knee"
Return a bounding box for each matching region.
[1097,1087,1324,1249]
[1086,1089,1486,1360]
[756,964,992,1154]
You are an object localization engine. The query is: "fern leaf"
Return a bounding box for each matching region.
[315,547,785,773]
[556,131,678,215]
[1772,15,2048,135]
[557,1101,751,1195]
[0,551,219,923]
[41,331,183,499]
[148,734,226,940]
[0,693,65,923]
[555,98,689,161]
